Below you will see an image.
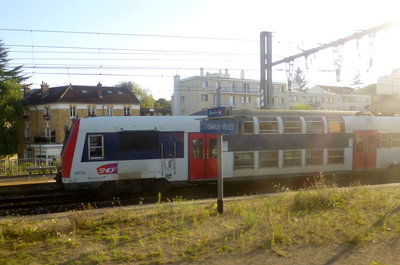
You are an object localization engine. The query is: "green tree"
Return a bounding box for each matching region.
[0,40,27,155]
[154,98,171,109]
[118,81,154,108]
[293,67,309,91]
[290,103,313,110]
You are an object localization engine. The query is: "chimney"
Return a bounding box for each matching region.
[200,67,204,77]
[23,85,30,96]
[225,69,228,75]
[240,70,245,79]
[97,82,102,87]
[40,81,49,93]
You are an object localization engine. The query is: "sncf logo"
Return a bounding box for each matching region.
[97,163,118,175]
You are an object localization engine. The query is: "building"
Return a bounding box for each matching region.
[172,68,287,115]
[19,83,140,159]
[172,68,370,114]
[377,69,400,95]
[286,85,371,111]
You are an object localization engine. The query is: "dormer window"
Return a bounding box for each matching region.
[81,90,88,94]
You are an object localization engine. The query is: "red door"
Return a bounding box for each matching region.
[353,130,377,170]
[188,133,218,180]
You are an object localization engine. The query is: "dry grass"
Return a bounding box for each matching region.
[1,177,400,264]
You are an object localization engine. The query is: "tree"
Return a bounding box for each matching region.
[118,81,154,109]
[0,40,26,156]
[292,67,309,91]
[154,98,171,109]
[290,103,313,110]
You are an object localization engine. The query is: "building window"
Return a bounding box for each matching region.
[283,150,301,167]
[88,106,96,117]
[124,107,131,116]
[326,116,344,133]
[282,117,301,133]
[241,96,250,103]
[259,150,278,168]
[306,149,323,165]
[43,106,50,120]
[259,117,278,134]
[391,133,400,147]
[201,80,208,88]
[88,135,104,159]
[229,96,236,106]
[327,149,344,164]
[69,106,76,118]
[305,117,324,133]
[214,82,220,89]
[243,83,250,93]
[201,94,208,101]
[234,152,254,169]
[107,106,113,116]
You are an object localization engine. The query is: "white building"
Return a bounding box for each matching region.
[377,69,400,95]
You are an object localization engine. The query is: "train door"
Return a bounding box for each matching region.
[353,130,378,170]
[188,133,218,180]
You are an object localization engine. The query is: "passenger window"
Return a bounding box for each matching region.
[259,150,278,168]
[379,133,390,148]
[259,117,278,134]
[242,120,254,134]
[355,136,364,152]
[192,139,203,159]
[327,149,344,164]
[306,149,323,165]
[283,150,301,167]
[88,135,104,159]
[282,117,301,133]
[391,133,400,147]
[234,152,254,169]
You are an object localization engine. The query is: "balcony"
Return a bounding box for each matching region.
[34,136,56,144]
[43,114,50,121]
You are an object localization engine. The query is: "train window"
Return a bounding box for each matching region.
[355,136,364,152]
[367,135,376,152]
[283,150,301,167]
[208,138,218,158]
[242,120,254,134]
[259,150,278,168]
[282,117,301,133]
[88,135,104,159]
[259,117,278,134]
[327,149,344,164]
[192,139,203,159]
[326,117,344,133]
[306,149,323,165]
[234,152,254,169]
[391,133,400,147]
[120,131,159,152]
[379,133,390,148]
[305,117,324,133]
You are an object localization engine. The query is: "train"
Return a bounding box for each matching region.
[58,108,400,191]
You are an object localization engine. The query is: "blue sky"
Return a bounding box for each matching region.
[1,0,400,99]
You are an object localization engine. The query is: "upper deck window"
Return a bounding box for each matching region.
[259,117,278,134]
[282,117,301,133]
[305,117,324,133]
[326,116,344,133]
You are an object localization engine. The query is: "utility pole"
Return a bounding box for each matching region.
[260,22,396,109]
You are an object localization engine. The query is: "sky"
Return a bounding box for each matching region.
[1,0,400,99]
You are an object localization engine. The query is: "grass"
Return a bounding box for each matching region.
[1,177,400,264]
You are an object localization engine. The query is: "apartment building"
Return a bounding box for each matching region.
[172,68,287,115]
[19,83,140,159]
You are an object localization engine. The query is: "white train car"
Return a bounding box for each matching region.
[60,110,400,190]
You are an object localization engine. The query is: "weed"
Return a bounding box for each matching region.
[241,210,259,227]
[67,203,96,231]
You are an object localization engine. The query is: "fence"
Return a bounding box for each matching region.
[0,158,61,176]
